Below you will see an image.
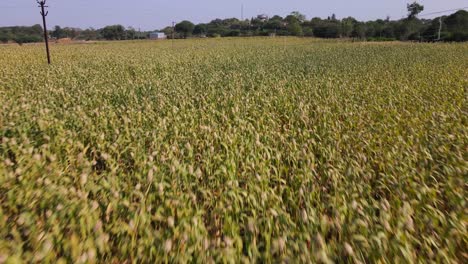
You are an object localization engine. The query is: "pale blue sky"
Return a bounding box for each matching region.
[1,0,467,30]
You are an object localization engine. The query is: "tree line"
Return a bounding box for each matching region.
[0,25,147,44]
[168,4,467,42]
[1,3,467,44]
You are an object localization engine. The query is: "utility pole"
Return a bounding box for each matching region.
[172,21,175,48]
[241,4,244,21]
[437,17,442,41]
[37,0,51,64]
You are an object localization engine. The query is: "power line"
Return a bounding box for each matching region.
[418,6,468,17]
[398,6,468,20]
[0,6,28,9]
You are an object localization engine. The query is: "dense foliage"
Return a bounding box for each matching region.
[0,25,43,44]
[0,38,467,263]
[2,8,467,43]
[172,10,468,41]
[175,21,195,39]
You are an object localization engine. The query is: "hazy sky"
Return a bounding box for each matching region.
[1,0,467,30]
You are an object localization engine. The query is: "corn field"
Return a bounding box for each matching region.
[0,38,467,263]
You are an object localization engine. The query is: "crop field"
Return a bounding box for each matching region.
[0,38,467,263]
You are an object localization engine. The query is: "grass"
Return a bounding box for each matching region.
[0,38,467,263]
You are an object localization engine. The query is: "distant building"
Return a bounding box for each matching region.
[257,14,269,22]
[149,32,166,40]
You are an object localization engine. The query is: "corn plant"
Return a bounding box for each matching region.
[0,38,467,263]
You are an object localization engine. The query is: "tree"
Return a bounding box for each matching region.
[285,14,299,24]
[285,14,302,36]
[31,24,43,35]
[395,18,424,40]
[175,21,195,38]
[206,19,229,37]
[302,27,314,37]
[352,22,367,39]
[250,17,266,31]
[0,34,9,43]
[341,17,357,37]
[0,25,43,44]
[287,21,303,36]
[365,20,386,39]
[14,35,42,44]
[161,26,174,37]
[7,7,462,43]
[290,11,306,23]
[312,19,341,38]
[265,19,282,31]
[271,15,283,21]
[101,25,125,40]
[60,27,80,39]
[79,28,98,40]
[443,10,468,41]
[52,26,64,39]
[382,21,396,39]
[126,27,137,40]
[407,2,424,19]
[193,24,208,36]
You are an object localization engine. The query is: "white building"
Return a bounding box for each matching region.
[149,32,166,40]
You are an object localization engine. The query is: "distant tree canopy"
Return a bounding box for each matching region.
[100,25,125,40]
[291,11,307,23]
[0,24,43,44]
[407,2,424,19]
[175,21,195,38]
[287,20,303,36]
[193,24,208,36]
[443,10,468,41]
[1,5,468,44]
[51,26,63,39]
[51,26,80,39]
[179,9,467,41]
